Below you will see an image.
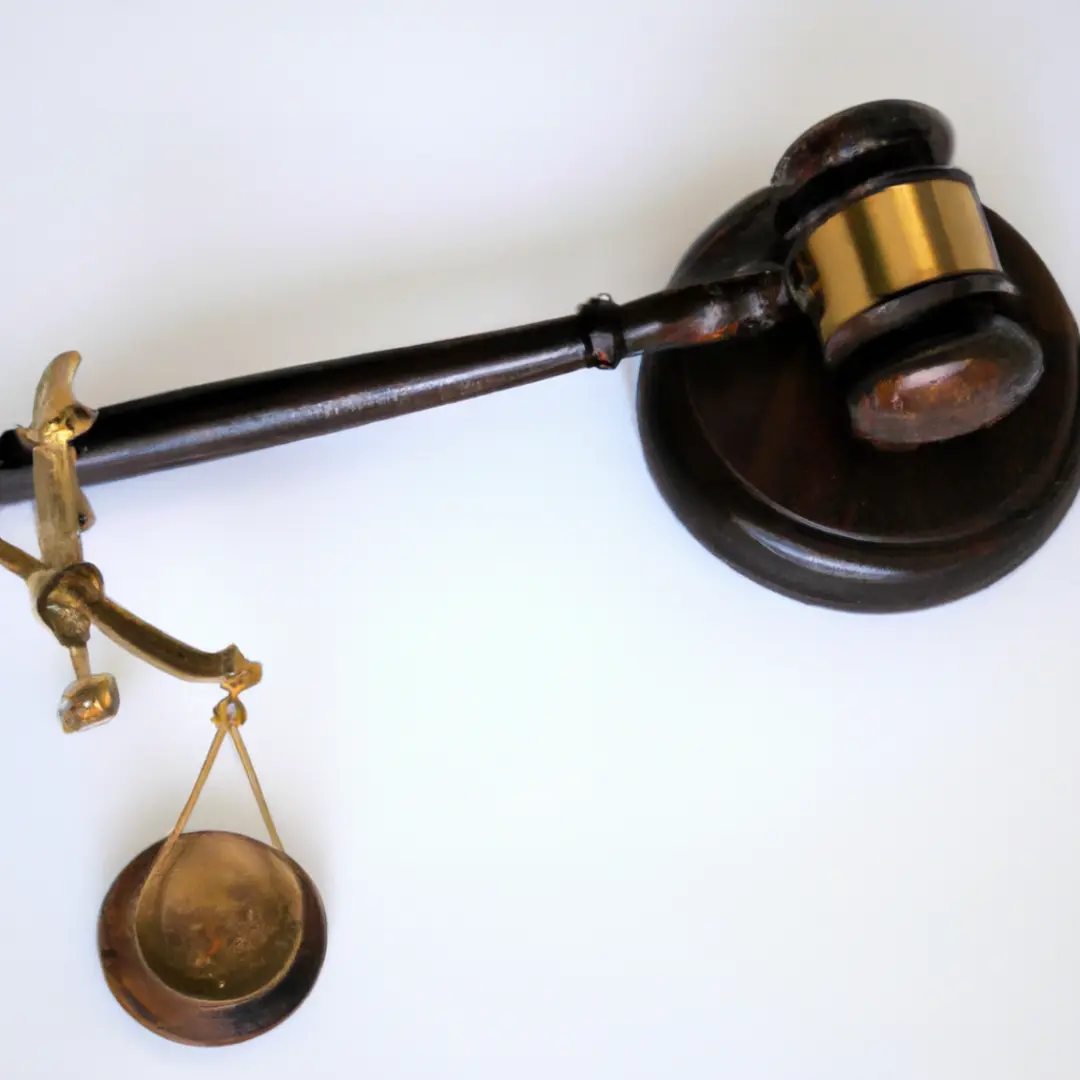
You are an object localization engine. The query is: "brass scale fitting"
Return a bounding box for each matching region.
[0,353,325,1047]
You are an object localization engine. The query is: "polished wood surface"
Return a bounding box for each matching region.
[0,278,788,506]
[1,99,1072,613]
[638,206,1080,612]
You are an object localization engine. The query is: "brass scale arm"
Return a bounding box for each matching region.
[0,352,260,732]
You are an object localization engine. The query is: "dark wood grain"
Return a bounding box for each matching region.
[2,98,1072,613]
[0,276,788,505]
[638,206,1080,612]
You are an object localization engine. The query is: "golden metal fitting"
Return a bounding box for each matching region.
[3,352,323,1047]
[799,178,1001,342]
[2,352,261,726]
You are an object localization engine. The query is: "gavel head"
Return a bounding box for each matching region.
[643,97,1076,612]
[772,100,1043,449]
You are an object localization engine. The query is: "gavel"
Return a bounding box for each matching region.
[3,99,1075,614]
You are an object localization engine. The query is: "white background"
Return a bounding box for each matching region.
[2,3,1079,1078]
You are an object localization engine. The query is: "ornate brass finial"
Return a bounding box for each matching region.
[15,351,116,730]
[1,352,263,727]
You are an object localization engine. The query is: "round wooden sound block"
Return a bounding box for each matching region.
[637,202,1080,613]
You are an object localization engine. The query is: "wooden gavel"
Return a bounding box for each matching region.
[2,99,1076,614]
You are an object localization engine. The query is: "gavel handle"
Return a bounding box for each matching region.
[0,272,787,506]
